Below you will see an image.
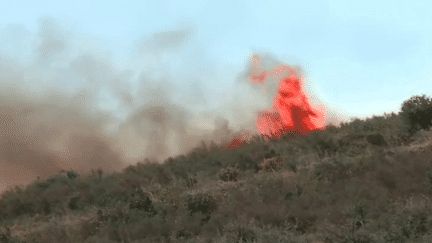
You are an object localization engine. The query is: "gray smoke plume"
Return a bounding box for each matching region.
[0,17,346,194]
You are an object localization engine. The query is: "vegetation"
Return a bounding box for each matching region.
[1,94,432,242]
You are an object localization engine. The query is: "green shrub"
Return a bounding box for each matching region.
[127,187,157,217]
[299,130,339,158]
[260,157,283,172]
[425,167,432,194]
[9,198,36,219]
[337,133,368,157]
[203,157,223,169]
[399,94,432,136]
[321,124,339,134]
[236,226,257,243]
[58,169,80,180]
[366,132,388,147]
[233,153,257,172]
[218,166,241,182]
[284,159,298,173]
[91,168,104,181]
[175,228,193,240]
[67,192,82,211]
[349,117,366,133]
[313,157,352,184]
[171,159,205,182]
[163,157,176,167]
[264,148,280,159]
[184,173,198,189]
[0,226,11,243]
[185,193,218,221]
[152,169,173,186]
[158,185,187,214]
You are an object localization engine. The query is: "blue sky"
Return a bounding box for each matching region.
[2,0,431,124]
[0,0,432,190]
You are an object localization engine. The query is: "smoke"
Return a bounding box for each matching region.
[0,17,346,194]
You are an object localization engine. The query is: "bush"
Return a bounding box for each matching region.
[152,169,173,186]
[260,157,283,172]
[264,148,280,159]
[219,166,241,182]
[0,226,11,243]
[366,132,388,147]
[185,193,218,219]
[299,130,339,159]
[171,159,205,182]
[184,173,198,189]
[59,169,80,179]
[233,153,257,172]
[236,226,257,243]
[175,228,193,240]
[425,167,432,194]
[399,94,432,136]
[158,185,187,214]
[128,187,157,216]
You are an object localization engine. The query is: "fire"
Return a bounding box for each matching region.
[224,55,328,149]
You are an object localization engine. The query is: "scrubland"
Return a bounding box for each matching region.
[1,95,432,242]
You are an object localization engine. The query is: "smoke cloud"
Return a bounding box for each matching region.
[0,17,345,194]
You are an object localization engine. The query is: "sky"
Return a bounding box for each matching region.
[0,0,431,192]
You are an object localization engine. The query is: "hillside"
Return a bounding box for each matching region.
[1,95,432,242]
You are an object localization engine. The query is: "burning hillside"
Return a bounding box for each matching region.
[0,18,343,195]
[223,55,328,149]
